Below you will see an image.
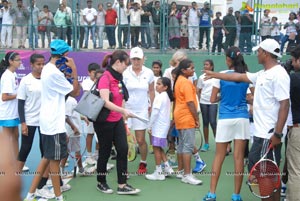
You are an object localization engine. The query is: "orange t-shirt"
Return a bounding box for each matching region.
[174,75,198,129]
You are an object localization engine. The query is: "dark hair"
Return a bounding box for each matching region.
[30,54,45,64]
[225,47,248,73]
[289,12,297,20]
[102,50,129,68]
[272,16,278,21]
[152,60,163,77]
[291,44,300,60]
[173,58,193,90]
[159,77,174,101]
[43,5,49,9]
[95,68,105,75]
[204,59,214,71]
[88,62,100,72]
[0,51,20,79]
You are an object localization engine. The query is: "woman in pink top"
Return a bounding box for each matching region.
[94,50,141,195]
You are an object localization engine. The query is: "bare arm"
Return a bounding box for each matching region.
[100,89,131,118]
[187,101,199,127]
[2,93,16,101]
[149,81,155,106]
[210,87,220,103]
[270,99,290,146]
[204,70,252,83]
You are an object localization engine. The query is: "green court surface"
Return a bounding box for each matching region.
[63,132,286,201]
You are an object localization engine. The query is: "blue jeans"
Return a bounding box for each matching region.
[117,24,128,48]
[84,25,96,48]
[280,35,289,53]
[141,22,151,48]
[239,32,252,53]
[106,26,116,47]
[28,24,39,48]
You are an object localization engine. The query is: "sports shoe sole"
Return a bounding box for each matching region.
[96,186,113,194]
[117,189,141,195]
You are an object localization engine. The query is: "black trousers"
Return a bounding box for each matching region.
[94,118,128,184]
[18,126,43,162]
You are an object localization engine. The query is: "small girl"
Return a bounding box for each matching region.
[0,51,21,158]
[146,77,175,180]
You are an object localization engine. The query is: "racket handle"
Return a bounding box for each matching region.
[73,166,77,178]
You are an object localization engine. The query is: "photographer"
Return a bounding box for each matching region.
[24,40,80,201]
[286,44,300,200]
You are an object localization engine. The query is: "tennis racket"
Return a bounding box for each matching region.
[247,143,281,199]
[195,128,204,151]
[67,133,87,178]
[126,124,137,162]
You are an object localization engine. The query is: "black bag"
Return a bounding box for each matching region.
[90,75,113,123]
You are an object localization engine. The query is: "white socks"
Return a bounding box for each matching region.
[193,152,202,162]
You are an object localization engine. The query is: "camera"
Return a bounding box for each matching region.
[280,59,294,74]
[55,57,73,84]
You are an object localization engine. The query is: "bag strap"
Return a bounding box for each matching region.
[91,73,111,92]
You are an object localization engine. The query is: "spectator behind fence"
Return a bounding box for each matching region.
[186,1,201,50]
[96,3,106,49]
[27,0,40,49]
[222,7,236,51]
[0,0,14,48]
[260,9,272,41]
[105,2,117,49]
[38,5,53,48]
[12,0,29,49]
[199,1,213,50]
[82,0,97,49]
[212,11,223,54]
[113,0,129,49]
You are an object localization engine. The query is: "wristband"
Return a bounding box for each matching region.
[274,132,283,139]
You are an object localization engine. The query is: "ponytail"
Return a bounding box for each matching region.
[226,47,248,73]
[159,77,174,101]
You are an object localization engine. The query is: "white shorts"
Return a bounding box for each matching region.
[215,118,250,143]
[127,110,149,130]
[82,121,95,134]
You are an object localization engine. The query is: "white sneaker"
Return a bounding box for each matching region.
[78,166,96,176]
[60,184,71,192]
[22,165,30,172]
[107,163,115,171]
[145,170,165,181]
[181,174,202,185]
[35,187,55,199]
[164,166,174,176]
[176,170,184,179]
[85,156,96,165]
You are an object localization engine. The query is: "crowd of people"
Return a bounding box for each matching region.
[0,0,300,53]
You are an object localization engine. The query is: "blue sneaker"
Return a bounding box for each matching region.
[281,185,286,197]
[231,194,243,201]
[203,192,216,201]
[201,143,209,152]
[192,160,206,173]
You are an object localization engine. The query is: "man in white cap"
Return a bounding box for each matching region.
[203,39,290,201]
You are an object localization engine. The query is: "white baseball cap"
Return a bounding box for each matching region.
[252,39,282,58]
[130,47,144,59]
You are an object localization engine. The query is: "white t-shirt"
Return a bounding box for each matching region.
[153,75,160,97]
[246,65,290,139]
[123,65,154,112]
[149,91,171,138]
[65,96,82,136]
[83,7,97,25]
[17,73,41,126]
[0,69,18,120]
[1,8,14,25]
[81,77,94,91]
[197,74,217,104]
[188,8,200,26]
[39,62,73,135]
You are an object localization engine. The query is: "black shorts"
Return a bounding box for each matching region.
[41,133,68,160]
[248,136,282,172]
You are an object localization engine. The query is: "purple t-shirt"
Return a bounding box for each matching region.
[97,71,123,122]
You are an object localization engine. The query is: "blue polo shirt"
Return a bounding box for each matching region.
[215,70,249,119]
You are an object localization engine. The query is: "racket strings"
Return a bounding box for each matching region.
[249,160,280,198]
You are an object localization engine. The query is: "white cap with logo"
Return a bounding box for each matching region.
[130,47,144,59]
[252,39,282,58]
